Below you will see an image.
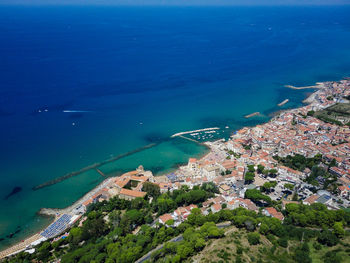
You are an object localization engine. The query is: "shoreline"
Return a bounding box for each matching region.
[0,137,211,259]
[0,79,335,259]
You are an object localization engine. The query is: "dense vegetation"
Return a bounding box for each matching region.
[3,182,350,263]
[273,154,322,172]
[191,226,350,263]
[189,203,350,263]
[311,103,350,126]
[3,184,218,263]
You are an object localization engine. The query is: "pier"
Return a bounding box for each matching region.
[32,143,158,191]
[178,135,199,143]
[285,84,321,90]
[33,127,217,191]
[96,168,106,177]
[171,127,220,138]
[244,112,260,118]
[277,99,289,107]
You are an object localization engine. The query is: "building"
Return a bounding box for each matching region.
[263,207,284,221]
[188,158,199,171]
[303,194,319,205]
[119,188,147,200]
[159,214,174,225]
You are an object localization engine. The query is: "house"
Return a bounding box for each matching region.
[210,203,222,213]
[329,166,346,177]
[202,164,221,179]
[220,160,236,171]
[227,199,240,210]
[278,166,305,180]
[240,199,258,212]
[263,207,284,221]
[173,204,198,221]
[212,196,226,204]
[339,185,350,198]
[159,214,174,225]
[188,158,199,171]
[158,182,172,193]
[303,194,319,205]
[201,207,210,216]
[82,198,93,208]
[220,184,231,194]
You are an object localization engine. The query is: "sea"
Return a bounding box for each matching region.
[0,5,350,250]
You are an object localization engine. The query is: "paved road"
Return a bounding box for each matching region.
[135,235,184,263]
[135,221,231,263]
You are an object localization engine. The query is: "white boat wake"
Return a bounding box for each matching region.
[62,110,92,113]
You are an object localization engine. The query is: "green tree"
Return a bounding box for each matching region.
[294,243,311,263]
[269,169,277,175]
[37,241,52,262]
[278,237,288,248]
[247,232,260,245]
[177,242,194,259]
[261,181,277,193]
[244,172,255,184]
[257,164,265,174]
[333,222,345,237]
[259,223,269,235]
[247,165,255,172]
[201,182,219,194]
[142,182,161,198]
[284,183,294,191]
[307,110,315,116]
[317,230,339,246]
[68,227,83,245]
[187,208,206,226]
[245,189,271,205]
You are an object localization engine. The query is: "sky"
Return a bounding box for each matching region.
[0,0,349,5]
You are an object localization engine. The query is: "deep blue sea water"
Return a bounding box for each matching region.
[0,5,350,249]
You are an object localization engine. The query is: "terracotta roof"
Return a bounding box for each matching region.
[220,184,231,191]
[265,207,284,220]
[130,175,149,182]
[115,178,130,188]
[159,214,173,224]
[83,199,93,206]
[119,188,146,198]
[221,160,236,169]
[241,199,258,211]
[122,170,139,176]
[304,194,319,205]
[185,204,198,211]
[211,203,222,212]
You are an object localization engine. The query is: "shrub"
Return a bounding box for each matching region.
[278,237,288,248]
[317,230,339,246]
[247,232,260,245]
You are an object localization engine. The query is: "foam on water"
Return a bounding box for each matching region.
[0,5,350,249]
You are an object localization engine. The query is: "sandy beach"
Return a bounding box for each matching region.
[0,80,332,260]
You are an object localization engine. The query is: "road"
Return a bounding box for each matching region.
[135,221,231,263]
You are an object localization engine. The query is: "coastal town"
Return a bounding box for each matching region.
[1,79,350,260]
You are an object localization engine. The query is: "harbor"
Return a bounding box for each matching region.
[170,127,220,138]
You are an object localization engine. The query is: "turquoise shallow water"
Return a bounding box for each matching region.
[0,5,350,249]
